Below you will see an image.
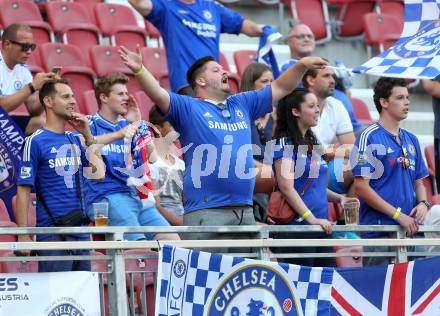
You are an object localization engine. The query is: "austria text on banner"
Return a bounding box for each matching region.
[156,245,440,316]
[353,0,440,79]
[0,271,100,316]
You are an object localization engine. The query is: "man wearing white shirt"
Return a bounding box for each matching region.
[303,66,356,196]
[0,24,54,134]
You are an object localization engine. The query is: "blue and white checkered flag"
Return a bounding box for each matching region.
[353,0,440,79]
[257,25,282,78]
[156,245,333,316]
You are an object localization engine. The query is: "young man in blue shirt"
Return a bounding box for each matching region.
[353,77,430,266]
[119,45,327,250]
[15,79,106,272]
[86,74,179,241]
[128,0,262,94]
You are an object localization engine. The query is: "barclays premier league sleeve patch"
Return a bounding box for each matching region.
[20,166,32,179]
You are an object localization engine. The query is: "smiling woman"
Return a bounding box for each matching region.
[270,88,339,268]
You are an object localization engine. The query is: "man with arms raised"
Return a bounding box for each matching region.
[119,46,326,249]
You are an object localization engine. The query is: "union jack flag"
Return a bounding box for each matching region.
[331,258,440,315]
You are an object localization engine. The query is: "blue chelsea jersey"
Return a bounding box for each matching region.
[146,0,244,92]
[273,138,329,224]
[165,86,272,213]
[352,123,428,237]
[17,129,88,230]
[84,113,132,206]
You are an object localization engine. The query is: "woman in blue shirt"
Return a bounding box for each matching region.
[272,88,350,267]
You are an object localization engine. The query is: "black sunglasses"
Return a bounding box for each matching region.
[8,40,37,52]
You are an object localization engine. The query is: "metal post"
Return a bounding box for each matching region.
[107,232,128,315]
[395,230,408,263]
[257,230,271,261]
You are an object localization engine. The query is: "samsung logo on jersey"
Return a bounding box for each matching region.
[48,157,82,169]
[101,143,129,154]
[208,121,248,132]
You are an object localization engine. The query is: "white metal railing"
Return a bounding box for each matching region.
[1,225,440,315]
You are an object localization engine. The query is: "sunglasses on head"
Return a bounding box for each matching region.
[8,40,37,52]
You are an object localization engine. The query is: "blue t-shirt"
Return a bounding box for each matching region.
[352,123,429,238]
[146,0,244,92]
[85,113,132,206]
[17,129,88,232]
[273,138,329,225]
[280,59,362,132]
[165,86,272,212]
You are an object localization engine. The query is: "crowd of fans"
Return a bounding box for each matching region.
[0,0,437,273]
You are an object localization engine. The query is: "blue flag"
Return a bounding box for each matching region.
[353,0,440,79]
[257,25,282,79]
[0,107,25,220]
[156,245,440,315]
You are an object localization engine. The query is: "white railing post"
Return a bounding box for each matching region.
[395,229,408,263]
[107,232,128,315]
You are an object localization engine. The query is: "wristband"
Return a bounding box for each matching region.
[28,83,36,94]
[133,64,145,76]
[85,136,97,147]
[392,207,401,220]
[297,210,312,222]
[419,200,430,209]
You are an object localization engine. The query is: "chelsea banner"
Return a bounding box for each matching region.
[0,271,100,316]
[0,107,25,219]
[156,245,440,316]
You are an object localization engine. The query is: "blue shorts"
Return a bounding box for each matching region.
[88,192,170,241]
[328,159,347,194]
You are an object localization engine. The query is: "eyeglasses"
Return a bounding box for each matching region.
[217,103,231,119]
[290,34,314,40]
[8,40,37,52]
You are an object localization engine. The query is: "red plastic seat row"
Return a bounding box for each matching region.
[0,1,160,53]
[27,43,168,112]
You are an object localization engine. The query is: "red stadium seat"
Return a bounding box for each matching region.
[124,249,158,316]
[285,0,332,43]
[350,98,374,126]
[335,247,363,267]
[12,193,37,228]
[363,13,402,54]
[90,45,143,94]
[95,3,147,51]
[0,199,12,222]
[26,46,44,75]
[81,90,99,115]
[40,43,95,113]
[424,144,435,178]
[74,0,102,23]
[333,0,376,40]
[45,1,100,65]
[376,0,404,31]
[0,0,52,45]
[233,50,257,78]
[141,47,170,90]
[219,52,240,94]
[134,91,154,121]
[145,20,161,46]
